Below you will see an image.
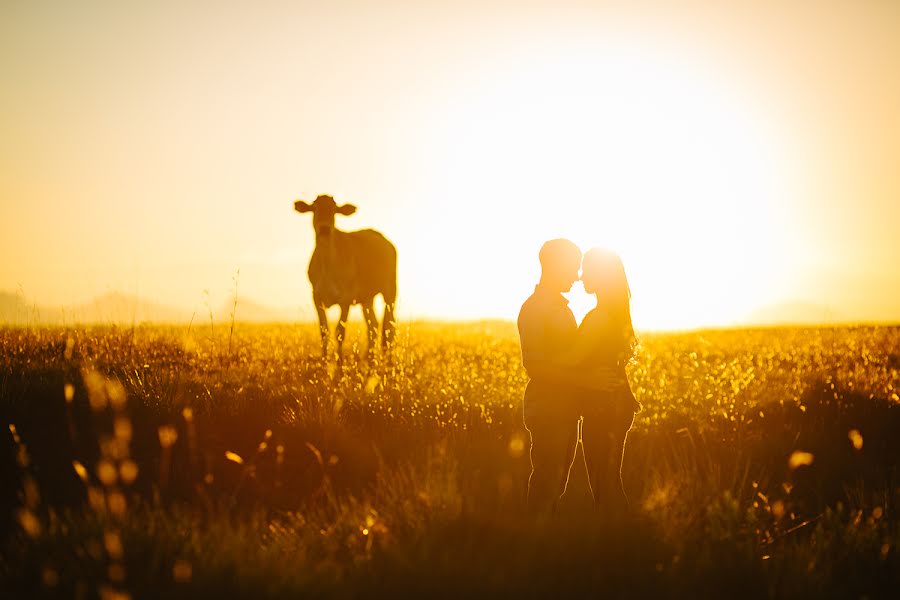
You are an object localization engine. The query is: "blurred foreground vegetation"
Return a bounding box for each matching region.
[1,322,899,598]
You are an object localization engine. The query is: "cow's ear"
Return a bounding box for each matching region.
[337,204,357,216]
[294,200,313,213]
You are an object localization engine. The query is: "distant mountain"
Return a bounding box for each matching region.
[0,291,46,325]
[217,296,308,323]
[6,291,885,328]
[68,292,190,324]
[0,290,312,326]
[743,301,847,327]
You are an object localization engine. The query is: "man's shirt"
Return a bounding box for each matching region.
[517,284,578,377]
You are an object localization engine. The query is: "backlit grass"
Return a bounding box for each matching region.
[1,322,899,598]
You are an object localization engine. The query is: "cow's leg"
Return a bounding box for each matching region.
[335,303,351,367]
[361,299,378,364]
[381,290,397,355]
[314,295,328,360]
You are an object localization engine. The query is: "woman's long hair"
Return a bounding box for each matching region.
[582,248,636,362]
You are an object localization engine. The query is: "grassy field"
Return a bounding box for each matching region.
[1,322,899,598]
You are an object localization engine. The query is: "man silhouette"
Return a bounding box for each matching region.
[517,239,611,514]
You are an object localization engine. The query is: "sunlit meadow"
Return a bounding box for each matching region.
[2,322,898,598]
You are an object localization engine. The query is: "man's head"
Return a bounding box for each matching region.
[538,239,582,293]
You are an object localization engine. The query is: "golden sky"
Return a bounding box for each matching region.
[2,0,899,329]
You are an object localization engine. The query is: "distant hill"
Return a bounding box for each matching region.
[2,290,892,328]
[69,292,190,324]
[0,291,45,325]
[743,301,847,326]
[0,291,190,326]
[218,296,307,323]
[0,290,311,326]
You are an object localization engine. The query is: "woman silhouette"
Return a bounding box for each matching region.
[564,248,640,516]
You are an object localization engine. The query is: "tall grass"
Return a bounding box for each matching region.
[1,323,898,598]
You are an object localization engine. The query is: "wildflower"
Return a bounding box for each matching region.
[788,451,814,469]
[158,426,178,448]
[119,460,139,485]
[173,560,192,583]
[17,509,41,537]
[97,460,117,486]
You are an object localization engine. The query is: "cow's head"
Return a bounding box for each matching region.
[294,195,357,238]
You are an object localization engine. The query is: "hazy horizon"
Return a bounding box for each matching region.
[3,0,899,329]
[1,286,893,332]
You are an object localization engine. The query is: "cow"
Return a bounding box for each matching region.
[293,194,397,364]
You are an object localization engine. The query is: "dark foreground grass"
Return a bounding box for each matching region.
[1,323,899,598]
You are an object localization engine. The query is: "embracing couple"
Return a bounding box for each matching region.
[517,239,641,518]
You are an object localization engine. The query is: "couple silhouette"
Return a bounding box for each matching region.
[517,240,641,518]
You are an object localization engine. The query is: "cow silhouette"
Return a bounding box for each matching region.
[294,195,397,363]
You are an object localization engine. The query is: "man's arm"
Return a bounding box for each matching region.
[519,304,616,392]
[554,310,607,367]
[524,360,617,392]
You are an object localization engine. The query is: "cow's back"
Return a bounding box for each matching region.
[307,229,396,306]
[346,229,396,297]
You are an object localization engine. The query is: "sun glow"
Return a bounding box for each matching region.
[419,40,792,329]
